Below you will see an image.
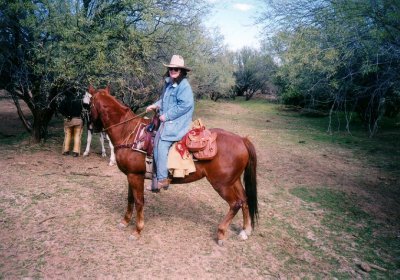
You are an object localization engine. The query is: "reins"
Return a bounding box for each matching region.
[102,111,147,132]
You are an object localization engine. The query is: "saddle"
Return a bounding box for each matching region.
[134,113,160,156]
[131,113,160,180]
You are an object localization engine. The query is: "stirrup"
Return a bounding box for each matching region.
[157,178,170,190]
[146,177,161,193]
[146,178,170,192]
[146,184,160,193]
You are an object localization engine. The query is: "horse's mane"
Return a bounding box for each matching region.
[99,92,133,115]
[114,96,130,109]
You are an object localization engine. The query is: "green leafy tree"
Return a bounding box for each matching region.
[233,47,277,100]
[259,0,400,135]
[186,28,236,101]
[269,28,339,108]
[0,0,63,142]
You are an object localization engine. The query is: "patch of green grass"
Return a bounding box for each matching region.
[290,187,369,223]
[290,186,400,276]
[231,97,277,111]
[0,131,31,146]
[263,215,343,275]
[0,116,65,151]
[55,188,74,195]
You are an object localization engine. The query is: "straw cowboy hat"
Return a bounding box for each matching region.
[163,55,191,71]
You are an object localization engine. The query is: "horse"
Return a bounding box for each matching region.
[82,92,116,166]
[88,85,258,245]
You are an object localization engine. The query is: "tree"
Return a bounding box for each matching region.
[186,28,236,101]
[233,47,277,100]
[259,0,400,135]
[0,0,62,142]
[268,28,339,108]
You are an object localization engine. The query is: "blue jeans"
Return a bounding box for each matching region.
[154,124,173,180]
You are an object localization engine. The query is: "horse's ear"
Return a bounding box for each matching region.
[88,84,95,95]
[105,84,111,94]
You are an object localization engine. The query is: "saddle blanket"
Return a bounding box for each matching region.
[167,143,196,178]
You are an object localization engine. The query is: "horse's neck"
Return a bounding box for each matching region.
[104,109,141,146]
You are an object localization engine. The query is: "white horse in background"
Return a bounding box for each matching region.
[82,92,116,166]
[83,129,116,166]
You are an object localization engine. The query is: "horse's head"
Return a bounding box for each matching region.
[87,84,132,133]
[86,84,109,131]
[89,84,111,96]
[82,91,92,107]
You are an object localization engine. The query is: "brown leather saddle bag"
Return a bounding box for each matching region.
[185,127,218,160]
[185,128,210,151]
[192,132,217,160]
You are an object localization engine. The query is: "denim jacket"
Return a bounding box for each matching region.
[154,77,194,141]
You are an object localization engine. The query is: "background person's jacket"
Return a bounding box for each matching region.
[59,95,83,120]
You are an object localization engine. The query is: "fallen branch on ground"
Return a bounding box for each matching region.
[70,172,112,177]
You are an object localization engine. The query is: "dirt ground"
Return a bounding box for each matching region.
[0,94,398,279]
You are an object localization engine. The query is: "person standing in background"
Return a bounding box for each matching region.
[58,93,84,157]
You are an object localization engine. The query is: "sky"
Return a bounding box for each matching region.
[204,0,264,51]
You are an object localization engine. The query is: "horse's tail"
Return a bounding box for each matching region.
[243,137,258,228]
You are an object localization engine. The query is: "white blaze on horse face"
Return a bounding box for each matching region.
[83,92,92,105]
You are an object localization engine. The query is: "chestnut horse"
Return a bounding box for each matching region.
[88,85,258,245]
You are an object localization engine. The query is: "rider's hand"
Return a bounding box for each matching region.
[159,114,166,122]
[146,104,157,112]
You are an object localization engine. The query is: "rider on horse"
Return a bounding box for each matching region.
[146,55,194,191]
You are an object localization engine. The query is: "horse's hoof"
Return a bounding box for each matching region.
[239,230,248,240]
[245,228,252,236]
[128,234,138,241]
[117,222,128,229]
[129,232,140,241]
[83,152,89,157]
[109,161,116,166]
[101,153,107,157]
[217,239,224,246]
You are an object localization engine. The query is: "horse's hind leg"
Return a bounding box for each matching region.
[100,132,107,157]
[217,204,240,246]
[231,178,252,240]
[83,128,93,156]
[214,180,247,245]
[107,134,116,166]
[239,199,252,240]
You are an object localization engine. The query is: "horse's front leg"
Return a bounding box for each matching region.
[126,173,145,240]
[119,182,134,229]
[83,128,93,156]
[100,132,107,157]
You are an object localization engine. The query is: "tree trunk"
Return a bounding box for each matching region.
[10,89,58,143]
[245,89,255,101]
[31,108,55,143]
